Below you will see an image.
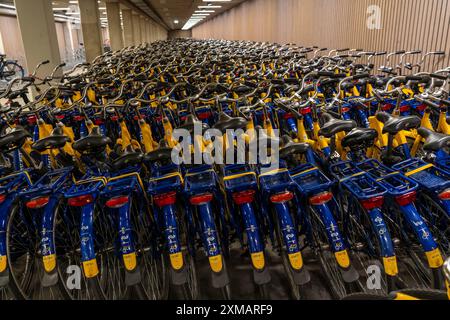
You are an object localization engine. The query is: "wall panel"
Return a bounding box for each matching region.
[192,0,450,71]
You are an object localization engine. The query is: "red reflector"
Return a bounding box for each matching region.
[55,115,65,120]
[190,193,213,205]
[197,112,212,120]
[439,189,450,201]
[94,119,104,125]
[27,116,37,124]
[283,112,294,120]
[153,191,177,207]
[0,194,6,205]
[111,116,119,121]
[105,196,129,209]
[381,104,393,111]
[342,107,350,113]
[360,196,384,210]
[395,191,417,206]
[73,115,84,121]
[232,190,256,205]
[416,104,427,112]
[26,196,50,209]
[300,107,312,115]
[309,192,333,205]
[399,105,410,113]
[270,191,294,203]
[68,194,94,207]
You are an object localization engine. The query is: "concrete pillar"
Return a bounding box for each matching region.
[14,0,61,78]
[148,20,155,43]
[78,0,103,62]
[122,8,133,47]
[132,13,141,45]
[139,16,145,44]
[145,19,150,43]
[105,1,123,51]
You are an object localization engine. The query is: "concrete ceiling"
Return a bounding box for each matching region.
[146,0,248,30]
[0,0,247,31]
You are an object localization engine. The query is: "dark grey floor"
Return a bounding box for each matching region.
[193,242,333,300]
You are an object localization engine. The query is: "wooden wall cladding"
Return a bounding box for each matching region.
[192,0,450,72]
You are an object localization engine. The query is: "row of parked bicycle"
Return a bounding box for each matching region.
[0,39,449,300]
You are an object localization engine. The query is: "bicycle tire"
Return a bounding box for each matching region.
[165,201,199,300]
[307,204,352,299]
[54,202,115,300]
[3,61,24,81]
[272,206,303,300]
[129,195,169,300]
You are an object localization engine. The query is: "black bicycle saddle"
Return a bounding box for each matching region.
[376,112,421,135]
[213,112,248,134]
[417,127,450,152]
[145,140,174,163]
[279,135,310,159]
[0,126,31,152]
[319,113,357,138]
[73,126,111,154]
[342,128,378,149]
[179,114,209,134]
[32,124,71,152]
[112,145,143,171]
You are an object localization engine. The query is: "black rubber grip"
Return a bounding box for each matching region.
[352,73,370,80]
[244,81,257,88]
[415,97,440,110]
[395,50,406,54]
[430,73,447,80]
[317,71,336,77]
[405,75,424,81]
[21,77,35,83]
[42,60,50,65]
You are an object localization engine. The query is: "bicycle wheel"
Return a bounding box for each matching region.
[54,202,123,300]
[416,192,450,255]
[339,190,390,295]
[3,61,24,81]
[307,204,353,299]
[6,203,68,300]
[384,200,442,290]
[169,205,199,300]
[129,196,169,300]
[3,204,32,300]
[272,208,304,300]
